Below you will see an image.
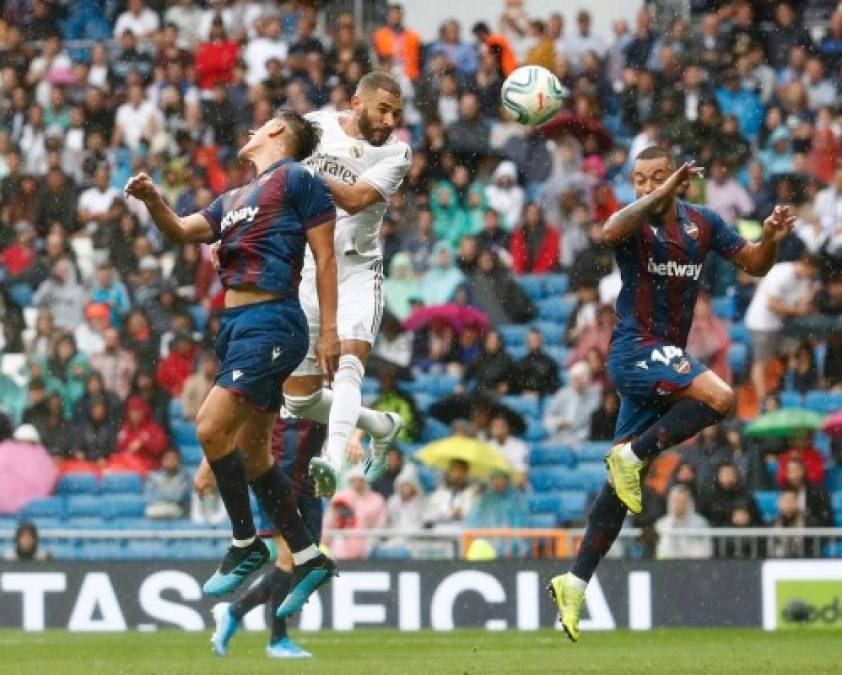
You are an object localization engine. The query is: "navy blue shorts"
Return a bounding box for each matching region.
[608,340,707,442]
[214,299,308,412]
[255,494,323,543]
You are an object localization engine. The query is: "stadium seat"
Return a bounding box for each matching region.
[417,466,439,492]
[711,295,734,320]
[558,491,588,521]
[361,377,380,398]
[179,444,203,466]
[546,345,570,368]
[188,304,208,332]
[101,473,143,495]
[779,391,803,408]
[728,343,748,376]
[827,466,842,492]
[518,275,546,301]
[832,492,842,517]
[414,392,434,413]
[371,546,412,560]
[0,516,18,530]
[754,491,779,523]
[728,323,749,345]
[574,465,606,492]
[499,324,530,348]
[533,321,565,345]
[528,493,563,514]
[64,516,108,529]
[528,513,557,529]
[22,497,65,519]
[432,374,460,398]
[530,443,575,467]
[543,274,569,297]
[104,495,146,519]
[66,495,102,518]
[171,420,199,447]
[56,473,99,496]
[577,441,610,463]
[168,398,183,420]
[804,391,842,414]
[419,417,449,443]
[530,467,581,492]
[500,395,541,419]
[523,421,548,442]
[537,297,577,323]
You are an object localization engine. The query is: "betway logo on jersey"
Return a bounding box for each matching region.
[647,259,703,280]
[221,206,260,231]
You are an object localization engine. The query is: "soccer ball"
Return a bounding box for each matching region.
[501,65,565,127]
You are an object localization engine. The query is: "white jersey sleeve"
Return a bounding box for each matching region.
[358,143,411,200]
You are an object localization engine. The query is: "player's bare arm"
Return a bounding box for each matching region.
[602,161,704,247]
[124,173,214,243]
[730,205,796,277]
[322,176,384,215]
[306,218,340,380]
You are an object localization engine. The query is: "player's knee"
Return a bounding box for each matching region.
[335,354,364,385]
[195,410,230,451]
[709,386,736,417]
[243,451,272,480]
[284,389,322,416]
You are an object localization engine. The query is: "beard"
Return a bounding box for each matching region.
[358,106,389,146]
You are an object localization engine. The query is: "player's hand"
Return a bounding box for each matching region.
[124,173,158,203]
[209,243,221,271]
[761,205,796,244]
[193,458,214,496]
[346,429,365,464]
[654,161,705,203]
[315,331,340,382]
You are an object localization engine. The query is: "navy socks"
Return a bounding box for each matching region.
[631,399,726,461]
[571,482,628,582]
[209,450,255,542]
[249,461,314,553]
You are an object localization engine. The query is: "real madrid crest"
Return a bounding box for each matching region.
[350,143,364,159]
[683,221,699,240]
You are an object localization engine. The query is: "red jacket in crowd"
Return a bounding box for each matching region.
[194,40,239,89]
[510,224,560,275]
[156,343,197,397]
[110,396,169,475]
[776,446,827,488]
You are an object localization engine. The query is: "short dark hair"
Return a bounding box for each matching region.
[356,71,402,98]
[278,110,322,161]
[634,146,675,166]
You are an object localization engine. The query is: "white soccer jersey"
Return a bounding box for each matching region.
[302,109,411,266]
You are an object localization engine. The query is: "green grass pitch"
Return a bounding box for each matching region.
[2,628,841,674]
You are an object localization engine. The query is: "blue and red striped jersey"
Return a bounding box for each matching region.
[271,414,326,499]
[612,201,746,349]
[201,158,335,296]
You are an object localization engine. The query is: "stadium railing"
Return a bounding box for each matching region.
[2,527,842,560]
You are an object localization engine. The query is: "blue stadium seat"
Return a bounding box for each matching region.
[500,395,541,419]
[530,442,575,467]
[188,304,208,332]
[507,345,528,361]
[779,391,803,408]
[420,417,449,443]
[574,465,606,492]
[533,321,565,345]
[728,323,749,345]
[832,492,842,517]
[577,441,610,463]
[432,374,461,398]
[827,466,842,491]
[361,377,380,398]
[101,473,143,494]
[754,490,779,523]
[104,494,146,519]
[22,497,66,519]
[0,516,18,530]
[414,392,434,413]
[528,493,563,514]
[523,421,548,442]
[417,466,438,492]
[171,420,199,447]
[499,324,530,348]
[711,295,734,320]
[728,343,748,376]
[804,391,842,414]
[537,297,577,323]
[371,546,412,560]
[546,346,570,368]
[528,513,558,529]
[56,473,99,496]
[558,491,588,521]
[179,444,203,466]
[124,540,171,560]
[518,275,546,301]
[67,495,103,518]
[530,467,581,492]
[543,274,569,296]
[168,398,183,420]
[64,516,108,529]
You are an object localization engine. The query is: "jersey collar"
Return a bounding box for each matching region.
[258,157,294,177]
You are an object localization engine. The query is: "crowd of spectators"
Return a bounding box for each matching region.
[0,0,841,560]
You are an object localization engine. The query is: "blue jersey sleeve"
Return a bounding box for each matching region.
[200,194,225,242]
[705,207,747,259]
[289,165,335,231]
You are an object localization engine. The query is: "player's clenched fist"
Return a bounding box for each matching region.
[124,173,158,203]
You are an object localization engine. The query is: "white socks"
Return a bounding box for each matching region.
[232,536,256,548]
[325,355,365,470]
[291,544,321,565]
[618,442,640,463]
[568,574,588,592]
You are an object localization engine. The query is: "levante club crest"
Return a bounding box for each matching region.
[683,221,699,240]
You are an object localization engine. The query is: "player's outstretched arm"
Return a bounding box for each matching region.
[602,162,703,246]
[731,205,796,277]
[306,219,340,380]
[124,173,215,243]
[322,176,384,215]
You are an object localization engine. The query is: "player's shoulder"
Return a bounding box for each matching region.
[377,135,412,164]
[680,201,721,227]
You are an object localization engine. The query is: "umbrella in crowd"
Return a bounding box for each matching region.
[744,408,826,438]
[0,425,58,514]
[416,436,512,479]
[402,304,491,335]
[429,392,526,436]
[537,111,614,153]
[822,411,842,436]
